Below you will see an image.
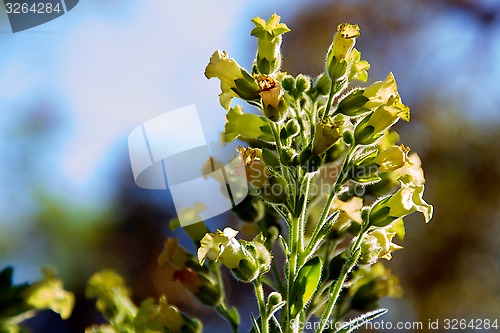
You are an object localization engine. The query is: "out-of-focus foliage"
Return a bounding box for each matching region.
[84,270,202,333]
[0,267,74,332]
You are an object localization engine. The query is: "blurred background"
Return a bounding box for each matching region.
[0,0,499,332]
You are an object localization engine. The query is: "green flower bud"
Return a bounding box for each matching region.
[205,50,259,109]
[312,117,342,156]
[314,73,332,96]
[281,74,295,92]
[347,48,370,82]
[369,182,433,227]
[172,268,221,307]
[349,148,381,185]
[285,119,300,138]
[267,292,283,306]
[280,147,295,166]
[295,74,311,94]
[251,14,290,74]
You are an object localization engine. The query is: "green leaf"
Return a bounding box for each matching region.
[289,257,323,318]
[228,307,240,331]
[334,308,387,333]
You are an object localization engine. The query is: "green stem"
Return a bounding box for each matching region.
[322,80,337,121]
[254,279,268,333]
[301,144,356,264]
[211,262,239,333]
[292,101,308,146]
[314,226,367,333]
[298,174,312,253]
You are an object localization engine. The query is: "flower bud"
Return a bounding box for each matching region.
[348,148,382,184]
[347,48,370,82]
[295,74,311,94]
[314,73,332,96]
[251,14,290,74]
[285,119,300,138]
[267,292,283,306]
[205,50,259,109]
[369,182,433,227]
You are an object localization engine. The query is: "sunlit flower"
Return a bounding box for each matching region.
[312,117,343,156]
[205,50,259,109]
[375,145,412,172]
[251,13,290,74]
[369,181,433,227]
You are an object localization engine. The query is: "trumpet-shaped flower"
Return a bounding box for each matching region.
[205,50,259,109]
[251,13,290,74]
[354,96,410,145]
[312,117,343,156]
[375,145,413,172]
[198,228,271,282]
[362,73,408,113]
[369,182,433,227]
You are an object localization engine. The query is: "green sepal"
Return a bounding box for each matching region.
[262,148,280,169]
[337,90,369,116]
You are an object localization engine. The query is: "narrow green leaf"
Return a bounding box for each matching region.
[289,257,323,318]
[334,308,387,333]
